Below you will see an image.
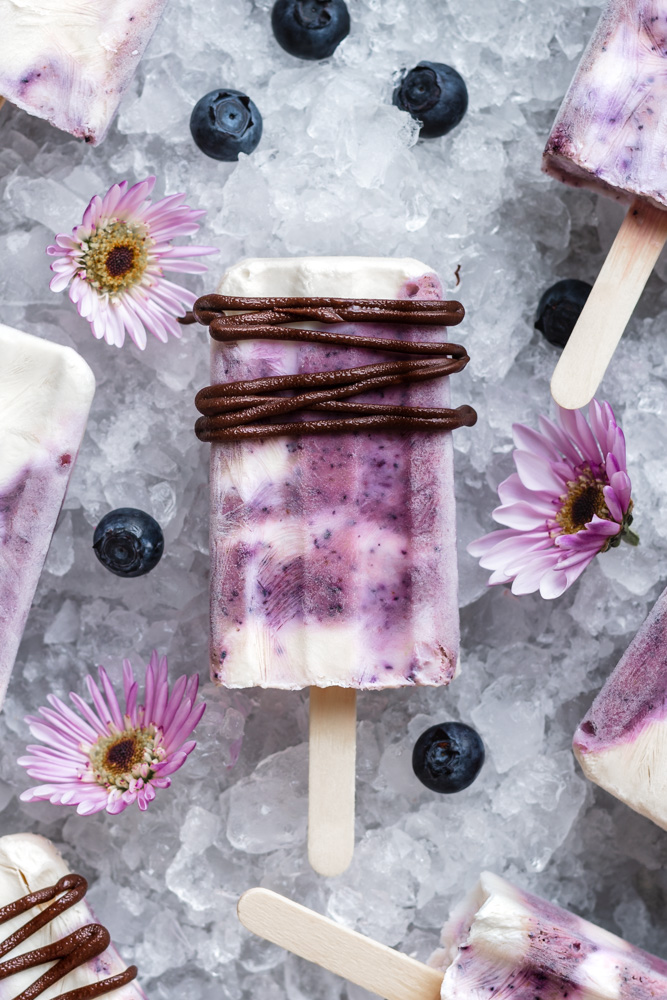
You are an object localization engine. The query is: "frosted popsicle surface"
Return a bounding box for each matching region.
[208,257,461,690]
[0,833,147,999]
[543,0,667,209]
[0,0,167,144]
[432,871,667,1000]
[574,584,667,831]
[0,325,95,709]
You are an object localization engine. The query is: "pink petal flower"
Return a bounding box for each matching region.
[19,652,205,816]
[468,400,634,599]
[46,175,218,350]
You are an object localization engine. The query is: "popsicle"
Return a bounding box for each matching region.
[239,873,667,1000]
[0,831,146,999]
[192,256,475,875]
[0,324,95,711]
[574,583,667,831]
[0,0,167,144]
[542,0,667,409]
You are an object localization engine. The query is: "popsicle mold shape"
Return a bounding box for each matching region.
[432,871,667,999]
[0,832,146,998]
[0,0,167,144]
[543,0,667,209]
[203,256,466,690]
[574,584,667,831]
[0,324,95,710]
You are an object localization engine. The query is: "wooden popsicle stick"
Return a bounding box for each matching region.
[551,197,667,410]
[308,686,357,877]
[238,888,443,1000]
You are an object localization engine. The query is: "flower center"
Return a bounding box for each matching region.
[81,221,150,296]
[556,472,609,534]
[88,724,162,790]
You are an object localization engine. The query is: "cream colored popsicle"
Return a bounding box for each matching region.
[0,832,146,999]
[0,0,167,143]
[543,0,667,409]
[239,874,667,1000]
[0,325,95,710]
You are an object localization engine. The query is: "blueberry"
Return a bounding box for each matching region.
[93,508,164,578]
[393,61,468,139]
[271,0,350,60]
[412,722,484,793]
[535,278,593,349]
[190,89,263,162]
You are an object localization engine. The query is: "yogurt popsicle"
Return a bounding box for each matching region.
[0,325,95,711]
[573,584,667,831]
[200,256,468,691]
[0,0,167,144]
[542,0,667,409]
[238,874,667,1000]
[0,832,146,999]
[194,256,474,875]
[432,871,667,999]
[543,0,667,208]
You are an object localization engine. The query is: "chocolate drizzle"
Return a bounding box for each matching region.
[0,874,138,1000]
[191,294,477,440]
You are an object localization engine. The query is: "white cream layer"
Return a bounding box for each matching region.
[0,0,167,143]
[574,719,667,833]
[0,323,95,491]
[218,256,436,299]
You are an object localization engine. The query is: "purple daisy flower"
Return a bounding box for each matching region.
[19,652,206,816]
[468,400,636,600]
[46,176,218,350]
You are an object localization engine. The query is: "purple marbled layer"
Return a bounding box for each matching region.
[0,0,168,144]
[209,273,461,690]
[543,0,667,208]
[574,585,667,757]
[435,873,667,1000]
[0,456,74,707]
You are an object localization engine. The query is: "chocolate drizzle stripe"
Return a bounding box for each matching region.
[0,874,138,1000]
[192,294,477,441]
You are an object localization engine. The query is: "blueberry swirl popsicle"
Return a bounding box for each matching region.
[0,326,95,712]
[0,832,145,999]
[574,584,667,832]
[543,0,667,408]
[194,256,475,875]
[432,872,667,999]
[0,0,167,144]
[239,872,667,1000]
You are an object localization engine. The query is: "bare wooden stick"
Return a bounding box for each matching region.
[308,687,357,877]
[237,888,443,1000]
[551,197,667,410]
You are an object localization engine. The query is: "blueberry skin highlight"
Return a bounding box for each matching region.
[412,722,485,793]
[393,61,468,139]
[190,89,263,161]
[93,508,164,578]
[535,278,593,349]
[271,0,350,60]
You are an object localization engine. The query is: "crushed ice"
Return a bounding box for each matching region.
[2,0,667,993]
